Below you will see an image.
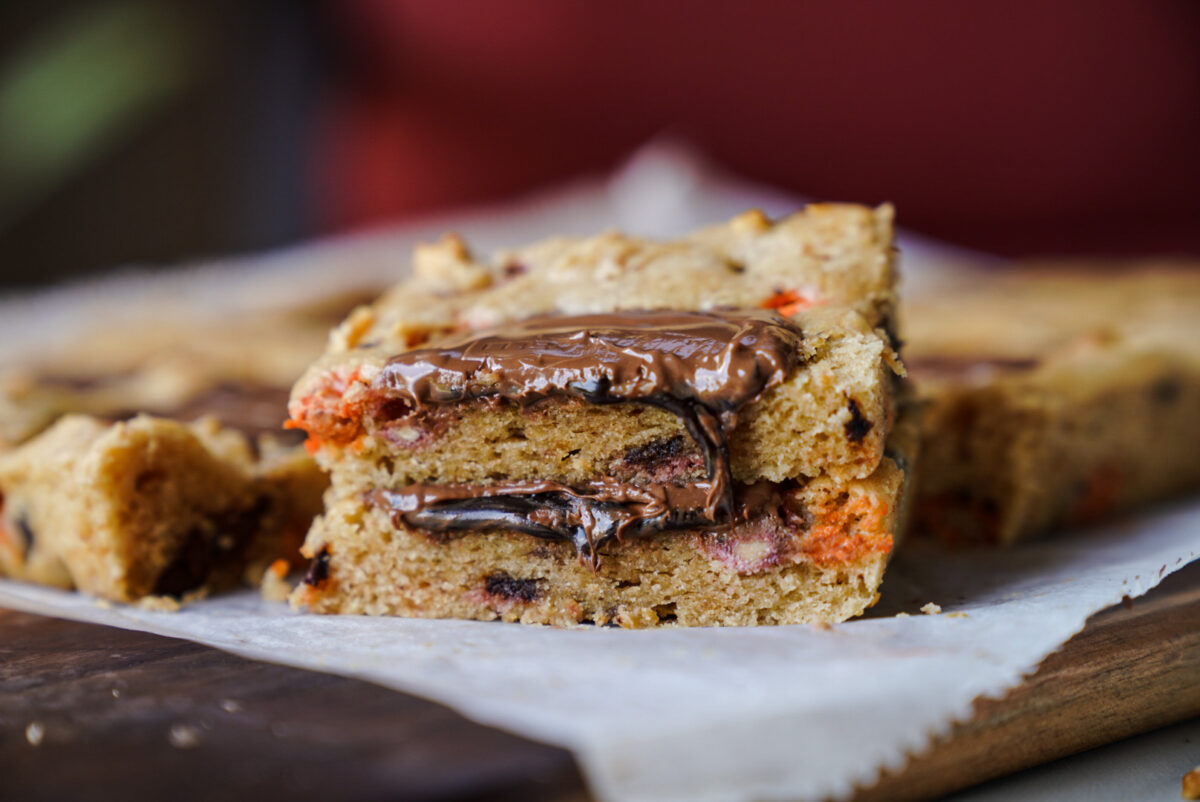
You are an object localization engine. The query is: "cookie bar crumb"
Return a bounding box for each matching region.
[260,558,293,602]
[920,602,942,615]
[135,588,208,612]
[1183,766,1200,800]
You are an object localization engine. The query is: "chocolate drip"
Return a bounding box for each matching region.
[374,310,803,547]
[377,479,782,563]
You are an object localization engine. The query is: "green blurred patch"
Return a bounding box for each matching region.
[0,0,204,230]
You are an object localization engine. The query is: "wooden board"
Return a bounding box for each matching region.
[854,560,1200,801]
[2,562,1198,802]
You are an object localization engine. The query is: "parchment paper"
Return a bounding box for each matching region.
[1,142,1196,802]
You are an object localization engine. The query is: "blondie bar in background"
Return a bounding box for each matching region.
[906,263,1200,544]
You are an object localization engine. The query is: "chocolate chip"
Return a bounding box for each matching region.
[622,435,688,470]
[303,546,331,587]
[1151,376,1182,405]
[484,572,541,602]
[153,498,270,597]
[375,397,415,421]
[844,398,873,444]
[15,516,34,551]
[153,529,212,597]
[503,261,529,278]
[782,497,812,530]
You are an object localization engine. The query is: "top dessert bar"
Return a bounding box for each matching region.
[905,262,1200,544]
[293,204,897,473]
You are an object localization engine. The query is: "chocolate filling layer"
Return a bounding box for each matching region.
[372,310,803,557]
[376,480,784,559]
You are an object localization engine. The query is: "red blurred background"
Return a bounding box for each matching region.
[2,0,1198,287]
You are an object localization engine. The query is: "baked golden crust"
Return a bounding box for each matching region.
[325,204,895,352]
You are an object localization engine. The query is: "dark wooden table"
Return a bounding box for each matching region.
[0,611,585,802]
[3,562,1199,802]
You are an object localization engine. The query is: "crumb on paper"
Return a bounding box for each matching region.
[1183,765,1200,799]
[260,560,293,603]
[93,599,112,610]
[921,603,942,615]
[137,588,208,612]
[894,612,911,619]
[219,699,243,714]
[168,724,201,749]
[811,621,832,632]
[25,721,44,747]
[947,612,968,619]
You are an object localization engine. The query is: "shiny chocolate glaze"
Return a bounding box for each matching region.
[376,479,783,562]
[371,310,803,558]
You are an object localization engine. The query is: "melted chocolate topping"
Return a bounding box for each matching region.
[373,310,804,557]
[376,309,802,409]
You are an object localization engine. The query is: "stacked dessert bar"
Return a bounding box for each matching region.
[288,205,918,626]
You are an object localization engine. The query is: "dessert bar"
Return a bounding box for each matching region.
[0,415,323,601]
[288,205,914,626]
[906,263,1200,543]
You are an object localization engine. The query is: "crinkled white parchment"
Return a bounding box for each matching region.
[1,143,1196,802]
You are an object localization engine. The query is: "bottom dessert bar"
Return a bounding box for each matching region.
[0,415,325,602]
[292,409,919,627]
[905,264,1200,544]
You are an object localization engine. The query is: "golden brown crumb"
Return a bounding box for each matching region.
[260,561,293,603]
[920,602,942,615]
[1182,765,1200,799]
[135,588,208,612]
